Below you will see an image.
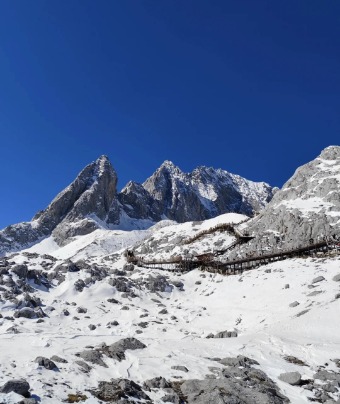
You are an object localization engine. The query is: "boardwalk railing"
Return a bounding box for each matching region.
[127,239,339,275]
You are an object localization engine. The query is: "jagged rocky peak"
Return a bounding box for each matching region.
[245,145,340,249]
[0,155,119,254]
[0,154,276,255]
[140,161,275,222]
[51,155,119,244]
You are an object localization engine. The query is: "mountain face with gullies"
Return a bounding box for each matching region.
[243,145,340,250]
[0,157,275,255]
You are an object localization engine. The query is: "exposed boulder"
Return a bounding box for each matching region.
[14,307,45,319]
[171,365,189,373]
[0,379,30,397]
[218,355,259,368]
[214,330,238,338]
[90,378,151,402]
[100,338,146,362]
[278,371,302,386]
[50,355,68,363]
[35,356,58,371]
[143,377,171,390]
[75,350,107,368]
[312,276,325,284]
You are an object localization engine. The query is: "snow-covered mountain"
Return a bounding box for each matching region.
[1,146,340,404]
[242,146,340,251]
[0,157,275,255]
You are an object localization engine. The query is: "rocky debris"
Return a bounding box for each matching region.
[123,263,135,272]
[65,393,88,403]
[172,280,184,290]
[312,276,326,284]
[109,277,132,293]
[107,297,120,304]
[295,309,310,317]
[144,275,172,293]
[161,392,181,403]
[16,294,42,309]
[74,279,86,292]
[11,264,28,278]
[50,355,68,363]
[90,378,151,402]
[289,301,300,308]
[283,355,308,366]
[75,360,92,373]
[0,379,31,397]
[218,355,259,368]
[180,365,289,404]
[84,265,108,284]
[75,350,107,368]
[107,320,119,327]
[308,290,323,297]
[159,308,168,315]
[214,330,238,338]
[76,306,87,313]
[143,377,171,390]
[278,371,302,386]
[14,307,45,319]
[332,359,340,368]
[333,274,340,282]
[99,338,146,362]
[88,324,96,330]
[314,370,340,382]
[171,365,189,373]
[35,356,58,371]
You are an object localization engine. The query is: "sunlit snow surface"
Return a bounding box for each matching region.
[0,213,339,403]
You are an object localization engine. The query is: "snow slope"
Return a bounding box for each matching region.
[0,212,339,403]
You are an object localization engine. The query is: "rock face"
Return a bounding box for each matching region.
[0,155,118,253]
[137,161,274,222]
[244,146,340,250]
[0,156,274,255]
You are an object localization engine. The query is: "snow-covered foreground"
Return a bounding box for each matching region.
[0,214,340,404]
[0,214,340,403]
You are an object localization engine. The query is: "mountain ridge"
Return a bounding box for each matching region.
[0,157,275,256]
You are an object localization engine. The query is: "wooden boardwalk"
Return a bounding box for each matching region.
[128,239,339,275]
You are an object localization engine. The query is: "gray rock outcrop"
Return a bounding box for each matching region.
[242,146,340,252]
[180,365,289,403]
[90,378,151,402]
[0,156,275,255]
[99,338,146,362]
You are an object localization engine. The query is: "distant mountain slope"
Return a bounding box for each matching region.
[0,157,274,255]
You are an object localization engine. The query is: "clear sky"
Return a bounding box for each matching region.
[0,1,339,228]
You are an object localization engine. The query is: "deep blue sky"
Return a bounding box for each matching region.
[0,1,339,228]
